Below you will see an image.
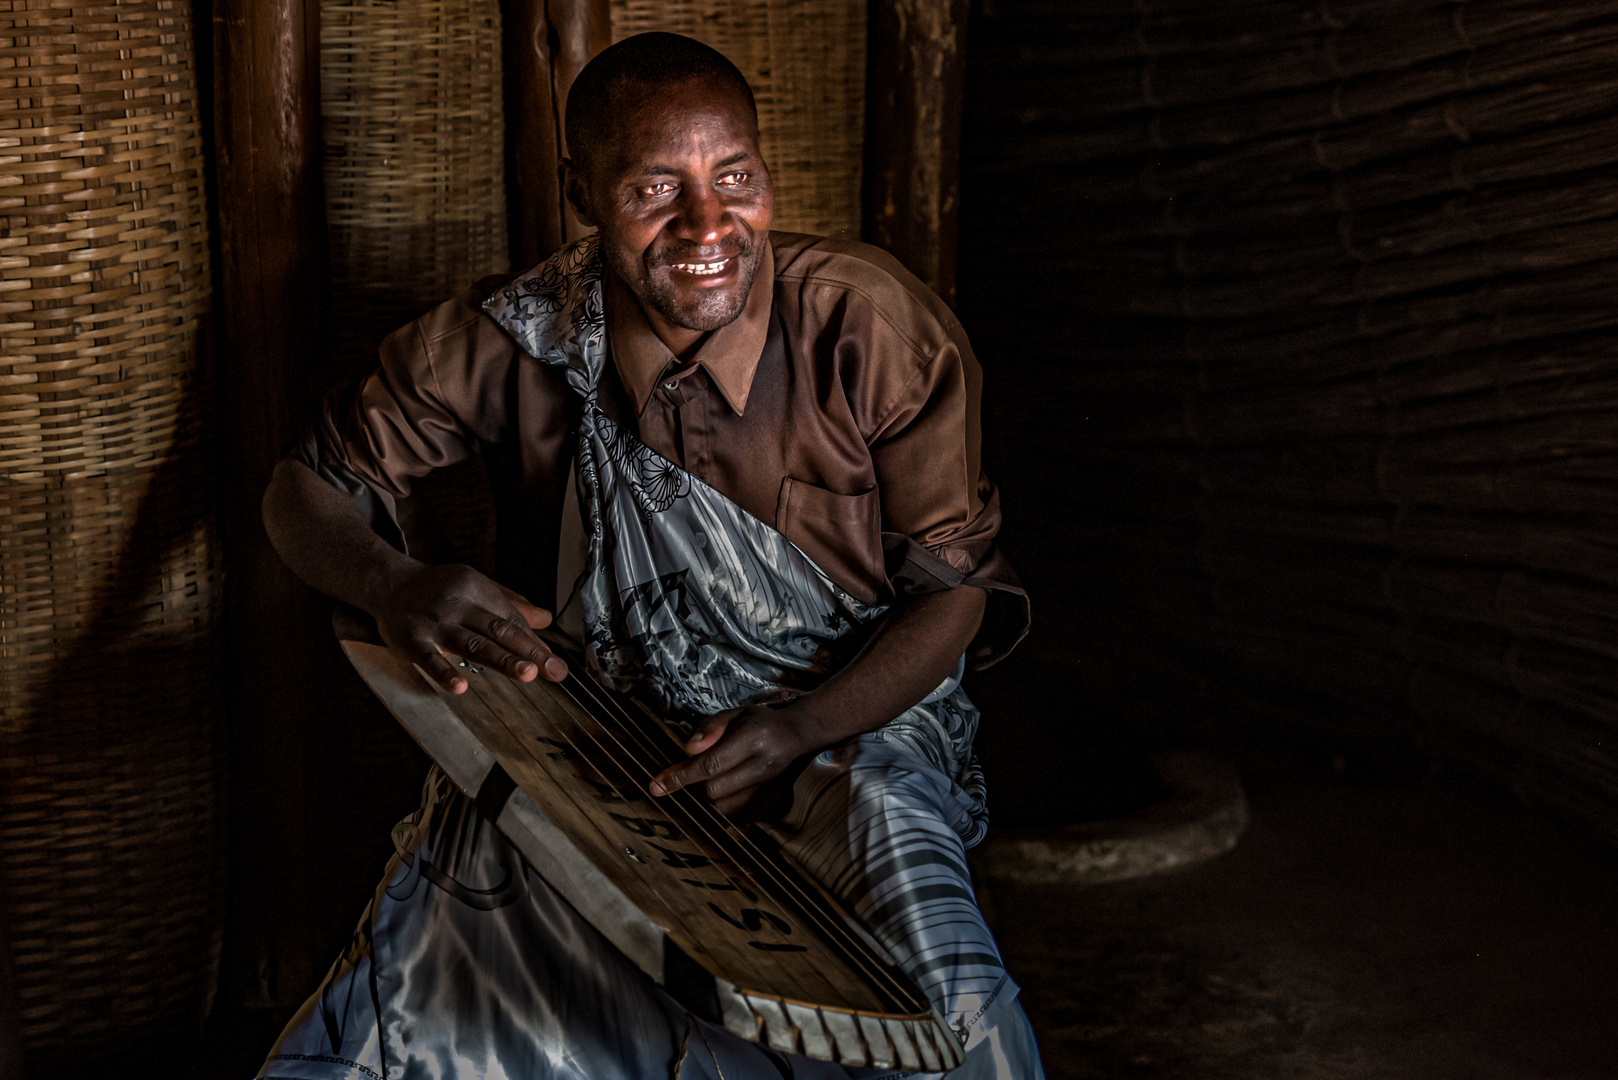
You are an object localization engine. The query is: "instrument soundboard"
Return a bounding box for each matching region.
[335,608,963,1071]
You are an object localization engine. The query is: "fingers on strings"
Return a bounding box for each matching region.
[414,644,469,694]
[436,610,567,687]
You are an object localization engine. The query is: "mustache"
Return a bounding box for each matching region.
[649,237,753,267]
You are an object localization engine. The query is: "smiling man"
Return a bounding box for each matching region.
[258,31,1041,1080]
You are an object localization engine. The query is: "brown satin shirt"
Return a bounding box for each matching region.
[303,232,1027,665]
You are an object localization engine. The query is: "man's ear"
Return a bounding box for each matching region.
[561,158,597,229]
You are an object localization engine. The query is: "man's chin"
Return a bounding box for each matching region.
[649,276,754,332]
[664,298,748,332]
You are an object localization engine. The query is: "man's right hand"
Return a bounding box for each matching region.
[263,458,569,694]
[375,562,569,694]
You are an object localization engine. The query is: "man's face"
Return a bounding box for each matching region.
[572,76,774,339]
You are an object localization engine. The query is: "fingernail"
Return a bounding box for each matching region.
[648,780,666,796]
[517,661,536,678]
[545,658,567,679]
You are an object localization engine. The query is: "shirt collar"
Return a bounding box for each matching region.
[606,241,774,417]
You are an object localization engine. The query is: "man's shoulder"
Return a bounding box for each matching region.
[371,273,530,391]
[769,231,963,357]
[769,230,936,310]
[405,273,518,347]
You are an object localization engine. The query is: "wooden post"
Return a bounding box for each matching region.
[212,0,334,1013]
[863,0,970,306]
[503,0,611,267]
[549,0,613,245]
[503,0,563,267]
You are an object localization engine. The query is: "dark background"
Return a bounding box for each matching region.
[958,0,1618,837]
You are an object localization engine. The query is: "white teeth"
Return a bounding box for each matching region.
[671,259,730,276]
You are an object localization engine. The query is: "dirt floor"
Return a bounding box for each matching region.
[986,751,1618,1080]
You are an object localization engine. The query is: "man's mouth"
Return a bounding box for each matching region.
[668,257,733,277]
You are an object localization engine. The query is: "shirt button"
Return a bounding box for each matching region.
[663,380,679,391]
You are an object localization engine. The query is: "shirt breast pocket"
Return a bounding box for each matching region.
[775,477,884,604]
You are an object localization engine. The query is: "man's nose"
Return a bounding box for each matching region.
[672,184,729,246]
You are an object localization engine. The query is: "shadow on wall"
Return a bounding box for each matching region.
[1,340,224,1070]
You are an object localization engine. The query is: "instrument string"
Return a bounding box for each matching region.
[554,665,921,1004]
[550,660,920,1007]
[673,1013,729,1080]
[496,660,832,1004]
[524,672,841,1005]
[460,673,743,988]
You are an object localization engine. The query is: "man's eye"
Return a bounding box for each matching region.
[717,172,748,187]
[642,182,675,197]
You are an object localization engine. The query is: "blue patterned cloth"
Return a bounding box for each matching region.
[481,237,991,849]
[259,237,1042,1079]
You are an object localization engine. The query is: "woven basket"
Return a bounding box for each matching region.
[610,0,866,237]
[322,0,510,570]
[0,0,220,1057]
[961,0,1618,836]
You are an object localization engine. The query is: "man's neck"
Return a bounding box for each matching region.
[640,299,708,360]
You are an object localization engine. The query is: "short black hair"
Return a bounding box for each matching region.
[565,32,757,178]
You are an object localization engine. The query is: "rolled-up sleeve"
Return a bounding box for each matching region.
[294,278,520,552]
[866,298,1030,668]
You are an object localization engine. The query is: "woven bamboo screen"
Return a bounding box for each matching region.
[321,0,510,568]
[0,0,219,1057]
[610,0,866,236]
[322,0,510,372]
[962,0,1618,835]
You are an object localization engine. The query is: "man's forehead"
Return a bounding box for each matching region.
[603,84,760,173]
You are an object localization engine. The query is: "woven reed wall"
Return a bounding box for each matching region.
[0,0,220,1056]
[611,0,866,236]
[960,0,1618,836]
[321,0,510,568]
[322,0,510,369]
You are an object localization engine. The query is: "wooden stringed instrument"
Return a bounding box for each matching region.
[334,607,964,1071]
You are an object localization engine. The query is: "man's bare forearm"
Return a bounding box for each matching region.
[794,584,986,746]
[262,457,416,614]
[262,457,567,691]
[648,582,987,810]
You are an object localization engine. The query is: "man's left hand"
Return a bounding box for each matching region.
[648,704,814,816]
[646,588,989,815]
